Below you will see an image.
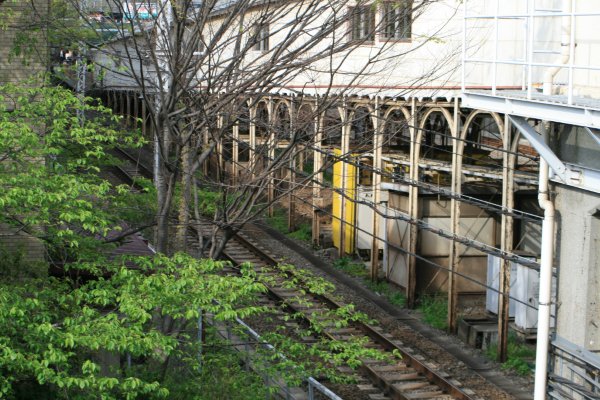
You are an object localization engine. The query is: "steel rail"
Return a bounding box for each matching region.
[230,234,475,400]
[113,147,475,399]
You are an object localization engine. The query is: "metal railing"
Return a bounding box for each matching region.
[207,313,343,400]
[462,0,600,105]
[548,335,600,400]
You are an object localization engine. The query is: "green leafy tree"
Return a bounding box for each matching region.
[0,254,269,399]
[0,82,152,265]
[0,82,398,399]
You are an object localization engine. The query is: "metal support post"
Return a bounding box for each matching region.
[267,98,275,218]
[202,126,209,176]
[119,92,125,117]
[407,98,419,307]
[498,115,514,362]
[126,92,132,127]
[447,98,461,332]
[312,108,323,246]
[370,98,382,281]
[288,102,296,232]
[133,92,139,128]
[217,114,224,176]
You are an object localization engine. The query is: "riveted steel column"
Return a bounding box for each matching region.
[109,90,119,114]
[267,97,275,218]
[498,115,514,362]
[288,101,297,232]
[370,97,382,281]
[133,92,139,128]
[407,98,419,308]
[119,91,125,117]
[448,98,461,332]
[126,92,132,127]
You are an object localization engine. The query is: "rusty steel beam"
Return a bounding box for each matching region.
[370,97,382,282]
[498,116,516,363]
[447,98,461,332]
[407,98,418,308]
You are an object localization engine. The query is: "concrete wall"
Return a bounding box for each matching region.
[0,0,48,266]
[0,0,47,86]
[554,184,600,351]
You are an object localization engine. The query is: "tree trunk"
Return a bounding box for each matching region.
[174,142,192,252]
[155,120,170,254]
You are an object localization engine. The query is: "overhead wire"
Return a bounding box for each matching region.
[214,132,542,270]
[107,98,551,315]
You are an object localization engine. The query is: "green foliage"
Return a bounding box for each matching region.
[195,188,220,216]
[0,254,269,399]
[365,280,406,307]
[255,264,399,385]
[418,294,448,330]
[0,244,46,279]
[334,258,406,307]
[0,82,148,261]
[485,334,535,376]
[333,257,368,278]
[0,82,396,397]
[287,223,312,242]
[163,333,269,400]
[266,208,312,242]
[267,207,288,231]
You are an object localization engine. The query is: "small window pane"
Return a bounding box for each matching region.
[253,25,269,51]
[382,1,411,40]
[350,6,375,42]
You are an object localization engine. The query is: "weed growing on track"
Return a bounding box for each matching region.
[267,208,312,242]
[417,294,448,330]
[485,334,535,376]
[333,258,406,307]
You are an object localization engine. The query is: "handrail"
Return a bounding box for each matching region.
[548,335,600,399]
[207,311,343,400]
[462,0,600,105]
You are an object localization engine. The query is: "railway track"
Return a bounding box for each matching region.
[111,147,479,400]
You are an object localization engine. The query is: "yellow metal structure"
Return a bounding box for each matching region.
[332,148,357,254]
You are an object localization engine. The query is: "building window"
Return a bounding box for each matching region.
[349,6,375,42]
[381,1,411,40]
[253,24,269,52]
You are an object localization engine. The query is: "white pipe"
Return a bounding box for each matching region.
[533,123,555,400]
[542,1,572,95]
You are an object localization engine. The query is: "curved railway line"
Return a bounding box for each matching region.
[108,146,519,400]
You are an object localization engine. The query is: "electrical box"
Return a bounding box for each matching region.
[486,255,517,317]
[355,187,388,250]
[514,264,556,331]
[486,255,556,331]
